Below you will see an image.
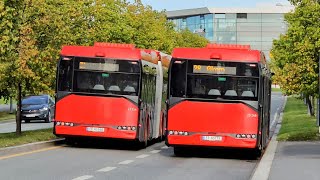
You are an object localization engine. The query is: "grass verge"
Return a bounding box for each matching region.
[0,112,16,122]
[0,128,57,148]
[277,97,319,141]
[272,88,282,92]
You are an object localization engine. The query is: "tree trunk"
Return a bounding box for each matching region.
[16,83,22,136]
[9,97,13,114]
[306,95,315,116]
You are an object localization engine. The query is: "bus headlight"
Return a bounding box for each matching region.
[168,130,189,136]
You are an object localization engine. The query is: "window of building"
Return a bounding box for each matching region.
[215,13,225,19]
[237,13,247,19]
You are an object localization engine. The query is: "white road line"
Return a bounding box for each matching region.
[136,154,150,158]
[161,146,169,149]
[118,160,134,165]
[270,107,280,128]
[72,175,94,180]
[97,166,117,172]
[150,150,161,154]
[270,113,278,128]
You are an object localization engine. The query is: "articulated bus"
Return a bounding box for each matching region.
[54,42,171,147]
[165,44,271,156]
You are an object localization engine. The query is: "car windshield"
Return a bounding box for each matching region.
[22,96,48,105]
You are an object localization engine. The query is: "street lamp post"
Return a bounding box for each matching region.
[318,53,320,133]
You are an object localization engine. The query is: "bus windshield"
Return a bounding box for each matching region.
[170,59,259,101]
[58,57,141,96]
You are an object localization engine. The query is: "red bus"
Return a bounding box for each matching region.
[54,43,170,147]
[165,44,271,156]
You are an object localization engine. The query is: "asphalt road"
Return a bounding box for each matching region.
[0,120,53,133]
[0,93,285,180]
[269,92,285,137]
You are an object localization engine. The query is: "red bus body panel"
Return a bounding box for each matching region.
[172,46,261,63]
[167,101,258,148]
[55,95,138,139]
[60,45,141,60]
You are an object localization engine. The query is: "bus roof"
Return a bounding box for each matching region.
[60,43,141,60]
[60,42,172,66]
[172,44,262,62]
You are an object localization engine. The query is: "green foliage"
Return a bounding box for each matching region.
[0,0,209,101]
[175,29,209,48]
[271,0,320,97]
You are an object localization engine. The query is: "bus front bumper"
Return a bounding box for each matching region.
[166,134,257,149]
[54,125,137,140]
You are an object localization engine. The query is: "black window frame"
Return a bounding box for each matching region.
[169,58,261,101]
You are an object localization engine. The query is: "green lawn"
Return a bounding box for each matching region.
[272,88,282,92]
[277,97,319,141]
[0,112,16,121]
[0,128,57,148]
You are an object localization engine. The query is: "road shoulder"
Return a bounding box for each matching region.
[0,139,64,158]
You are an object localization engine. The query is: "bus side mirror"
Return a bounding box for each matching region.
[165,100,169,105]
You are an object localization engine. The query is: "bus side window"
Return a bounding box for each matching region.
[58,59,73,91]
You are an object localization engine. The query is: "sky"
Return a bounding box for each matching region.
[129,0,292,11]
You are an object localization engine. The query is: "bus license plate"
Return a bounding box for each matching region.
[202,136,222,141]
[86,127,105,133]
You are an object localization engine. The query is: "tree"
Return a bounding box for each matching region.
[0,0,209,114]
[271,0,320,116]
[175,29,209,48]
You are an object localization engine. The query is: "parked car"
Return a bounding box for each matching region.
[21,95,55,123]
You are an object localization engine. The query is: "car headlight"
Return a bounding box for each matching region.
[40,107,48,111]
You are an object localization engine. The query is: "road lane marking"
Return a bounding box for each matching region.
[118,160,134,165]
[161,146,168,149]
[0,146,63,160]
[150,150,161,154]
[97,166,117,172]
[136,154,150,158]
[72,175,94,180]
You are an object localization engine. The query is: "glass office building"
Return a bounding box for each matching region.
[167,6,294,60]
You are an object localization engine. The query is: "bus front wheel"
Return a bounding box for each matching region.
[174,147,187,157]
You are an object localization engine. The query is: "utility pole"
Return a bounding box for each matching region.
[318,53,320,133]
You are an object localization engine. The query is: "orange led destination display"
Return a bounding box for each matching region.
[193,65,237,75]
[79,62,120,71]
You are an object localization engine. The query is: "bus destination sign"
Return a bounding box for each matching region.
[193,65,237,75]
[79,62,119,71]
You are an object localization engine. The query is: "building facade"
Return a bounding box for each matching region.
[167,6,294,60]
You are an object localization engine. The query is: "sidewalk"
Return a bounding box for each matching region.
[252,95,320,180]
[269,141,320,180]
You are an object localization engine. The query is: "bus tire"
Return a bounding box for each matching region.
[252,148,262,159]
[173,147,187,157]
[65,138,75,146]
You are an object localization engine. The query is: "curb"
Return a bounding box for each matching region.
[0,138,65,157]
[250,95,287,180]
